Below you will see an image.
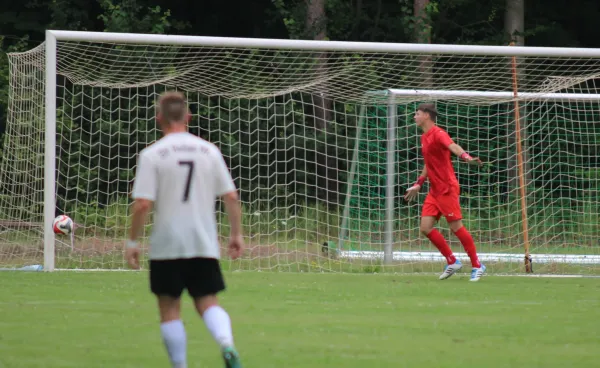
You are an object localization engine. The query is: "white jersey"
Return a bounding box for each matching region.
[131,132,236,260]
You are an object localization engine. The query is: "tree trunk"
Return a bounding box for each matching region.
[413,0,431,43]
[413,0,433,88]
[372,0,382,41]
[305,0,338,204]
[505,0,525,46]
[306,0,331,130]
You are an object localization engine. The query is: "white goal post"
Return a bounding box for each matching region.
[1,30,599,274]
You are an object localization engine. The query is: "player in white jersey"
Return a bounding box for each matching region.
[126,91,243,368]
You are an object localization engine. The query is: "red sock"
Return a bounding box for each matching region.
[426,229,456,264]
[453,227,481,268]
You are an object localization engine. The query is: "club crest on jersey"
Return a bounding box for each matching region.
[158,148,170,158]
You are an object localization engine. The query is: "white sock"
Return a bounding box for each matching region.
[203,305,234,349]
[160,320,187,368]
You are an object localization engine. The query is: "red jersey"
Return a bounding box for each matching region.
[421,126,459,197]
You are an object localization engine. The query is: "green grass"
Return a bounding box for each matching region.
[1,272,600,367]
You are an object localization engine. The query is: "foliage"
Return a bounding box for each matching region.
[0,36,31,146]
[271,0,307,39]
[0,0,599,255]
[97,0,175,34]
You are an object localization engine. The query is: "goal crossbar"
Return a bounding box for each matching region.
[384,89,600,102]
[47,30,600,57]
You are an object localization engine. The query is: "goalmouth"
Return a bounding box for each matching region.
[2,30,599,274]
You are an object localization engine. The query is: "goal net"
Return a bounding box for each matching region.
[1,31,599,274]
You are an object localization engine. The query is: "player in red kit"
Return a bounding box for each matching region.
[404,103,486,282]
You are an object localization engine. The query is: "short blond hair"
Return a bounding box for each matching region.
[157,91,188,124]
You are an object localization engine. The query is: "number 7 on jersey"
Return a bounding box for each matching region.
[178,160,195,202]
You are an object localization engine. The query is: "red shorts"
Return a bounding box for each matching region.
[421,187,462,222]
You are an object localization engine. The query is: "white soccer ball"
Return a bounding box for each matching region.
[52,215,73,235]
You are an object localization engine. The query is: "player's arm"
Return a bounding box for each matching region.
[447,143,483,166]
[436,129,483,166]
[215,153,244,259]
[419,165,427,179]
[222,191,242,238]
[404,166,427,202]
[126,152,157,269]
[129,199,152,244]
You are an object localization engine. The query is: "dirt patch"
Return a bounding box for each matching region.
[62,237,321,259]
[242,243,282,258]
[1,234,327,268]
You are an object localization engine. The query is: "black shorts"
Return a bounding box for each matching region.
[149,257,226,298]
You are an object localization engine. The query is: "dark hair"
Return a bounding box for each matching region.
[416,103,437,121]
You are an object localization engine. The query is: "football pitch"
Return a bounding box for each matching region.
[1,272,599,367]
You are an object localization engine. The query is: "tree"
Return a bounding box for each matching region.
[413,0,435,88]
[305,0,338,204]
[413,0,432,43]
[505,0,525,45]
[97,0,175,34]
[305,0,331,130]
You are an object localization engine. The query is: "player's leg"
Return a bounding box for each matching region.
[150,260,188,368]
[440,188,486,281]
[447,219,480,268]
[185,258,241,368]
[158,297,187,368]
[420,196,461,280]
[447,219,486,281]
[194,295,241,368]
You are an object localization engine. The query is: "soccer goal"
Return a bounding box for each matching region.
[1,30,599,274]
[340,89,600,272]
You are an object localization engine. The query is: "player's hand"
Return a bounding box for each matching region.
[404,184,421,202]
[125,247,141,270]
[228,235,244,260]
[466,157,483,167]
